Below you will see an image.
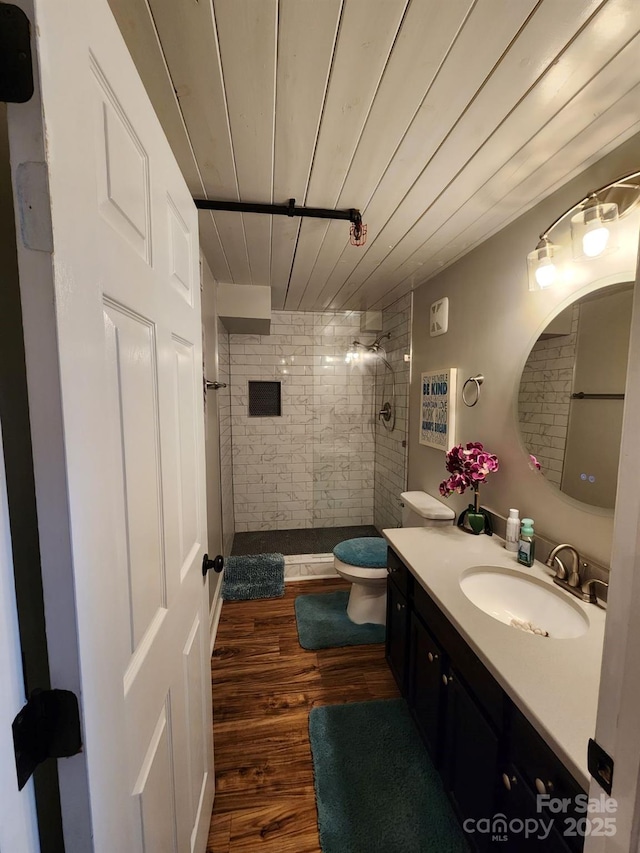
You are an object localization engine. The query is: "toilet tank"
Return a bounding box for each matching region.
[400,491,455,527]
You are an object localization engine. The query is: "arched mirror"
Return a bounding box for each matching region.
[518,282,633,510]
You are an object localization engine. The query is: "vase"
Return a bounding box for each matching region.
[457,486,493,536]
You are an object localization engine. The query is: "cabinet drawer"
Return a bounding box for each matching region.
[414,581,505,733]
[387,547,410,597]
[499,764,575,852]
[510,708,584,798]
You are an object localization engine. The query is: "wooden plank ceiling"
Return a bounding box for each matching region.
[108,0,640,311]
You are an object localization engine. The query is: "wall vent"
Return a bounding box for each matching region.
[248,381,282,417]
[430,297,449,337]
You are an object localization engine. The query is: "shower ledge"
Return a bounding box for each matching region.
[284,553,338,581]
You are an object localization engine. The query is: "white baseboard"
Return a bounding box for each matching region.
[209,592,223,654]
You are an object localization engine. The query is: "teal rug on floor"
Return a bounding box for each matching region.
[221,553,285,601]
[309,699,469,853]
[295,590,385,650]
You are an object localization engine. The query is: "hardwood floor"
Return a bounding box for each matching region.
[206,577,400,853]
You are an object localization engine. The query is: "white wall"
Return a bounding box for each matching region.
[408,131,640,566]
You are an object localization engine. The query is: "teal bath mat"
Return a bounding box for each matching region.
[309,699,469,853]
[221,553,285,601]
[294,590,385,650]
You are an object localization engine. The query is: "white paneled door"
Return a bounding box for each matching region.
[7,0,214,850]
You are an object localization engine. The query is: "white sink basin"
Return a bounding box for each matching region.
[460,567,590,639]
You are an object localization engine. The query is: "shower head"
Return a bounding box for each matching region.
[346,332,393,370]
[350,331,391,354]
[370,331,391,352]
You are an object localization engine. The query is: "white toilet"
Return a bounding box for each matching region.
[333,491,455,625]
[399,490,456,529]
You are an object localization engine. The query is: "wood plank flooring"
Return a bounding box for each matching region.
[206,578,400,853]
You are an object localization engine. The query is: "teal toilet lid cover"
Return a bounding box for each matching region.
[333,537,387,568]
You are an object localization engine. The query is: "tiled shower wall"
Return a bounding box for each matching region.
[373,294,411,530]
[229,312,375,532]
[217,319,235,554]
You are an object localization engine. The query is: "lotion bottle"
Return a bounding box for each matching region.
[505,508,520,552]
[517,518,535,567]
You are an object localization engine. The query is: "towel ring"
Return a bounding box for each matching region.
[462,375,484,407]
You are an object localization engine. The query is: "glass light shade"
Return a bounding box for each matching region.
[527,240,560,290]
[582,222,610,257]
[535,257,557,288]
[571,201,618,259]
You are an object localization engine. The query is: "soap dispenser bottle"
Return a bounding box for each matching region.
[505,508,520,552]
[517,518,535,567]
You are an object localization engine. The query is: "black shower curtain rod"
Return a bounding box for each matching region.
[193,196,362,225]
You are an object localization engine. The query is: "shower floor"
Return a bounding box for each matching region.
[231,525,380,557]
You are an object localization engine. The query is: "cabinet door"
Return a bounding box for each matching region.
[509,709,585,852]
[497,765,575,852]
[385,578,409,692]
[410,613,444,763]
[443,670,499,852]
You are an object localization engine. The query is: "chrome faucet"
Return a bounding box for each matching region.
[581,578,609,605]
[545,544,607,605]
[545,544,581,588]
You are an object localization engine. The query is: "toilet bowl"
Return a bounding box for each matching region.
[334,493,455,626]
[333,538,388,625]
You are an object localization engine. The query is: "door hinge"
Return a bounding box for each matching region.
[0,4,34,103]
[12,689,82,790]
[588,738,614,795]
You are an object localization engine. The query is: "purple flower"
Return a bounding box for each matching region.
[439,473,468,497]
[439,442,500,498]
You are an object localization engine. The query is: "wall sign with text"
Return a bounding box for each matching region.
[420,368,457,451]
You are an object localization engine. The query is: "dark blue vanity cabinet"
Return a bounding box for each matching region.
[497,709,587,852]
[409,611,444,762]
[443,668,501,852]
[385,548,411,692]
[385,547,585,853]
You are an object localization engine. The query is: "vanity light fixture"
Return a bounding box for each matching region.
[570,194,618,259]
[527,170,640,291]
[527,236,559,289]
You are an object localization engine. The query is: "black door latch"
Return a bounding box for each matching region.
[0,4,34,104]
[12,689,82,790]
[588,738,614,795]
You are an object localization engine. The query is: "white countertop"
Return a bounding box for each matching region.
[383,525,606,789]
